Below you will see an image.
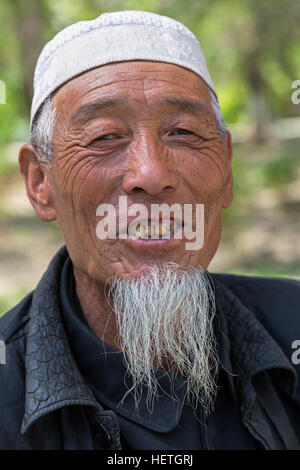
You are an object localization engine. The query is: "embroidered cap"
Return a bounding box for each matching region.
[31,10,216,127]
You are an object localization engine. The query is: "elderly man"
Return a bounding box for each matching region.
[0,11,299,450]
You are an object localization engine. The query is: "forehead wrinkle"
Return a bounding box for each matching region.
[69,90,213,130]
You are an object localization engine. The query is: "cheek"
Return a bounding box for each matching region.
[54,150,115,199]
[51,153,119,234]
[180,150,228,203]
[175,145,228,248]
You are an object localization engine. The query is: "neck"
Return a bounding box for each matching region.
[73,267,119,350]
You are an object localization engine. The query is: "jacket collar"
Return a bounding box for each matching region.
[21,246,99,434]
[21,246,297,434]
[212,276,297,416]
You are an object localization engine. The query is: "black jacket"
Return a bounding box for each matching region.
[0,246,299,450]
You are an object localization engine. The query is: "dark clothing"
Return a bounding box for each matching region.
[0,246,299,450]
[59,255,258,450]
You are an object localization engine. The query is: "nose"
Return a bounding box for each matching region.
[121,134,178,196]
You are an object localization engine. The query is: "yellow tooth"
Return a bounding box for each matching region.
[138,224,145,239]
[130,223,140,238]
[150,222,158,238]
[134,223,140,238]
[134,222,149,239]
[162,221,171,235]
[155,224,160,237]
[142,223,148,238]
[160,224,167,236]
[133,221,176,238]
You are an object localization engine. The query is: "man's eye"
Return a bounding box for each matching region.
[171,128,193,136]
[95,134,117,141]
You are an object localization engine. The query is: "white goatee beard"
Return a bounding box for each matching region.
[105,263,218,414]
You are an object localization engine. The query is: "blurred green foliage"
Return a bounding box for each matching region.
[0,0,300,143]
[0,0,300,314]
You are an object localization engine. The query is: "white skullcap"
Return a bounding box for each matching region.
[31,10,216,128]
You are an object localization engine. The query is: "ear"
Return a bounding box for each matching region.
[222,131,234,208]
[18,144,57,221]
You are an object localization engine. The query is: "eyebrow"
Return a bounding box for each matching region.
[71,98,124,125]
[159,98,210,117]
[70,96,210,126]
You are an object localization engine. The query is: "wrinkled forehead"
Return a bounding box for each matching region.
[52,61,214,125]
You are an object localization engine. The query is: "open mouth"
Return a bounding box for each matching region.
[127,219,182,240]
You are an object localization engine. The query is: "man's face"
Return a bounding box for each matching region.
[47,61,233,283]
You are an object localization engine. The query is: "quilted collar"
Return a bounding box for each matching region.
[21,247,98,434]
